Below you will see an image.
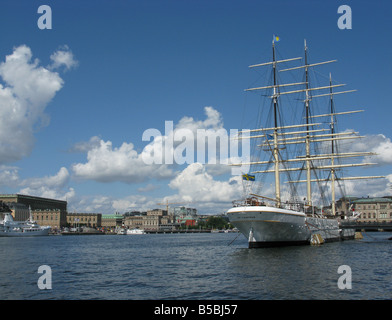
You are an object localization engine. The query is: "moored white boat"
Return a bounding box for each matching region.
[0,211,51,237]
[126,228,146,235]
[117,228,127,235]
[228,205,309,247]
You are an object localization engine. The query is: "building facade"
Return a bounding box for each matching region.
[0,194,68,228]
[31,208,67,230]
[101,214,124,229]
[352,197,392,223]
[67,213,102,228]
[171,206,197,222]
[123,209,177,231]
[0,194,67,211]
[8,202,30,221]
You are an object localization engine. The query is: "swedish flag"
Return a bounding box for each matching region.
[242,174,255,181]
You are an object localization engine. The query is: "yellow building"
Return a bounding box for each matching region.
[353,197,392,223]
[31,208,67,230]
[124,209,173,231]
[67,213,102,228]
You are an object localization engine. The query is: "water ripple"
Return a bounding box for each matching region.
[0,232,391,299]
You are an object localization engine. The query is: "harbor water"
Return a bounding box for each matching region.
[0,232,391,300]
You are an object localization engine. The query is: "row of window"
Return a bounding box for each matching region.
[33,215,100,222]
[34,215,58,220]
[357,204,392,210]
[361,212,392,219]
[67,217,98,222]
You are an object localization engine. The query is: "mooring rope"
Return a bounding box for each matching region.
[228,232,242,246]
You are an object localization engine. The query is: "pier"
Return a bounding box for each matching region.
[340,221,392,232]
[144,229,233,234]
[55,229,234,235]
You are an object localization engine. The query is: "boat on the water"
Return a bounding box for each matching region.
[227,37,383,248]
[0,208,51,237]
[117,228,127,235]
[126,228,146,235]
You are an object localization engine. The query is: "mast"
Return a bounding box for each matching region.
[329,73,337,216]
[272,41,281,207]
[237,39,302,206]
[231,39,385,212]
[304,40,312,210]
[29,205,33,222]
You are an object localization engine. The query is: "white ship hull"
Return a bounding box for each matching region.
[0,227,50,237]
[227,206,354,248]
[126,228,146,235]
[0,212,51,237]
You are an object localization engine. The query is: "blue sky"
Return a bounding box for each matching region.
[0,0,391,214]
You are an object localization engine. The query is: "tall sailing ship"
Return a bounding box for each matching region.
[227,38,384,248]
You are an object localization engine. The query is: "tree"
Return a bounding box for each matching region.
[207,216,229,229]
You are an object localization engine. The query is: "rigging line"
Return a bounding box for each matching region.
[227,231,242,246]
[282,158,299,201]
[336,178,347,203]
[292,160,307,201]
[305,62,331,207]
[275,136,303,201]
[323,170,333,199]
[312,165,329,207]
[361,230,382,241]
[239,87,249,136]
[309,119,334,206]
[242,62,272,145]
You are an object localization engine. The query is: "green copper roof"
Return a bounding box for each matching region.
[352,197,392,203]
[102,214,124,219]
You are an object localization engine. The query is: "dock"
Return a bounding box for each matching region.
[59,231,105,235]
[55,229,236,235]
[340,221,392,232]
[144,229,212,234]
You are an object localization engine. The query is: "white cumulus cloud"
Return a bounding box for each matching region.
[344,133,392,166]
[49,45,78,71]
[72,139,174,183]
[18,167,75,201]
[71,106,236,184]
[0,45,74,164]
[168,162,241,203]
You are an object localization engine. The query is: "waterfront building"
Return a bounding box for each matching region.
[147,209,168,216]
[335,196,359,216]
[144,214,160,231]
[124,211,145,216]
[124,209,177,231]
[124,214,145,229]
[31,208,67,230]
[145,209,170,231]
[176,215,197,226]
[159,222,181,231]
[7,202,30,221]
[351,197,392,223]
[171,206,197,218]
[170,206,198,225]
[67,213,102,228]
[0,194,67,211]
[0,201,12,220]
[101,213,124,229]
[0,194,68,229]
